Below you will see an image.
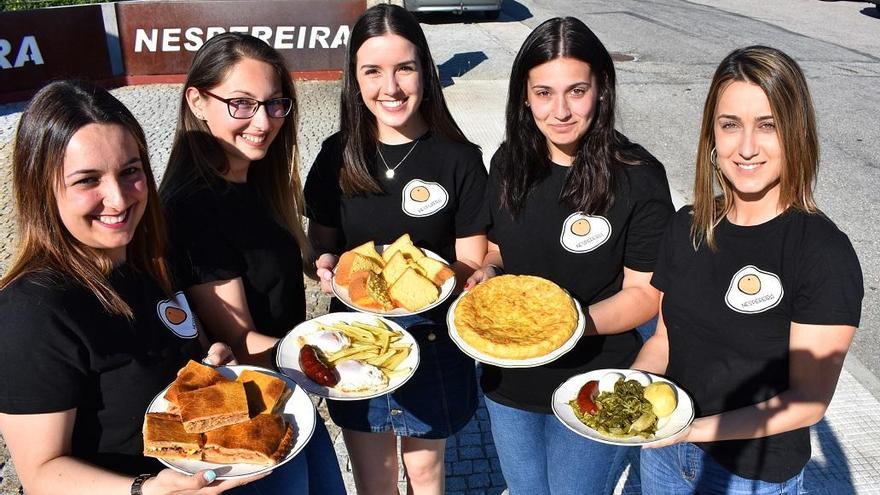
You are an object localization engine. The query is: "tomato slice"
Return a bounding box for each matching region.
[576,380,599,415]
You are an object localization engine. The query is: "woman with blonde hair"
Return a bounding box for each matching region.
[161,33,344,494]
[633,46,863,493]
[0,80,260,495]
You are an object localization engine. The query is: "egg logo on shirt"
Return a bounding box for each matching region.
[401,179,448,217]
[156,291,198,339]
[725,265,784,314]
[559,212,612,253]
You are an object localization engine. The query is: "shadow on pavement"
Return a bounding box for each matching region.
[438,52,489,87]
[859,6,880,18]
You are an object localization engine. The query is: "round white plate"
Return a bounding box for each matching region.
[446,292,585,368]
[551,368,695,446]
[331,245,455,317]
[276,312,420,401]
[145,365,315,480]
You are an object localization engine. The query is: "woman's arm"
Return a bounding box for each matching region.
[451,234,487,291]
[586,267,660,336]
[464,241,503,289]
[308,222,344,293]
[681,322,855,444]
[0,411,254,495]
[185,279,279,368]
[630,294,669,375]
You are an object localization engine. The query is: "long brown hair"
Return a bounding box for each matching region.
[692,46,819,249]
[1,80,173,317]
[498,17,640,216]
[339,3,475,196]
[160,33,311,262]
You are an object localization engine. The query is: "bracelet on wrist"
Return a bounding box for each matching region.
[131,473,154,495]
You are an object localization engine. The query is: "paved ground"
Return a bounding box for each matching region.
[2,1,880,493]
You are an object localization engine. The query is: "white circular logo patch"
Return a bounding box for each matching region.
[401,179,448,218]
[724,265,784,314]
[559,213,612,253]
[156,291,198,339]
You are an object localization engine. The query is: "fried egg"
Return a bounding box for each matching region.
[401,179,448,217]
[157,292,198,338]
[559,213,612,253]
[301,330,350,354]
[335,360,389,392]
[725,265,784,314]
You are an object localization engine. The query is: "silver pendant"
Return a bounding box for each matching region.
[385,169,395,179]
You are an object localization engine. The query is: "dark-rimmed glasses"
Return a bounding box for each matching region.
[201,89,292,119]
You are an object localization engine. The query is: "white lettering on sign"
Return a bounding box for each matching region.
[131,26,350,53]
[0,36,44,69]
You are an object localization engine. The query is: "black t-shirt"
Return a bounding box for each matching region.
[304,131,488,265]
[0,267,203,475]
[165,176,306,338]
[652,207,863,482]
[482,145,674,413]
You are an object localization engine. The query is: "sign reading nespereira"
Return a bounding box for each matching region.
[116,0,363,76]
[0,6,112,94]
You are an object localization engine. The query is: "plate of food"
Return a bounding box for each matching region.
[276,312,420,400]
[331,234,456,316]
[446,274,585,368]
[552,368,694,446]
[143,361,316,479]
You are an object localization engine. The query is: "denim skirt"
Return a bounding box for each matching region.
[327,299,477,439]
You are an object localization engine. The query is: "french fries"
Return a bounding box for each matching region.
[313,319,413,379]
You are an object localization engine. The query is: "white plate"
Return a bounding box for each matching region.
[145,365,315,480]
[331,245,456,317]
[445,292,585,368]
[276,312,420,401]
[551,368,695,446]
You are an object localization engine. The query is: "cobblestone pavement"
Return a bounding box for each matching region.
[2,78,880,494]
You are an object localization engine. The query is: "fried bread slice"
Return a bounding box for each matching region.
[178,381,249,433]
[202,414,294,465]
[164,360,230,413]
[415,256,454,286]
[238,369,292,416]
[388,267,439,311]
[142,412,203,461]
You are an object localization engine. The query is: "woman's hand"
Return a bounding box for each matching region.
[464,265,500,290]
[201,342,237,366]
[142,468,269,494]
[641,422,693,450]
[315,253,338,294]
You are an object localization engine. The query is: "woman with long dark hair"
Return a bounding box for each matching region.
[465,17,673,494]
[160,33,344,494]
[633,46,862,494]
[0,80,260,495]
[305,4,488,494]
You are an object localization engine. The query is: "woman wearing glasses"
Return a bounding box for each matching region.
[304,4,487,494]
[160,33,344,494]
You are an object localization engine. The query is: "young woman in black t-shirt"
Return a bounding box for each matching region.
[305,5,487,494]
[160,34,344,495]
[633,46,863,493]
[464,18,673,494]
[0,81,259,495]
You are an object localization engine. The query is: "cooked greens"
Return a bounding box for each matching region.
[570,379,658,438]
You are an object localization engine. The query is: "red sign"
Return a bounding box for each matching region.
[0,6,112,94]
[116,0,363,77]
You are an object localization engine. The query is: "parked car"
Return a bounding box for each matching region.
[404,0,502,20]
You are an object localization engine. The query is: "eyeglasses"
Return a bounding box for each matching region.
[201,89,292,119]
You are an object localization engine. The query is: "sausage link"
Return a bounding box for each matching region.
[299,344,338,387]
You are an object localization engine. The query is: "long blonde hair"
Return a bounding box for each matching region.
[1,80,173,317]
[160,33,311,263]
[692,46,819,249]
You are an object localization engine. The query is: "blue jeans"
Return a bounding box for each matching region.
[640,442,805,495]
[485,396,630,495]
[228,416,344,495]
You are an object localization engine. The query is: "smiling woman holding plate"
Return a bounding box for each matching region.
[632,46,863,494]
